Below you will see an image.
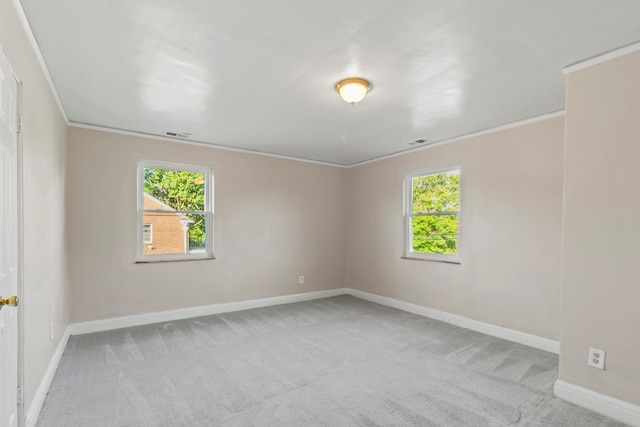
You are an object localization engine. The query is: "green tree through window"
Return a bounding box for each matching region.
[409,169,460,255]
[144,168,207,249]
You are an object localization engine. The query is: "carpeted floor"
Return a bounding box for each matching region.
[37,296,628,426]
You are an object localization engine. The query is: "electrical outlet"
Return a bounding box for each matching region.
[588,347,605,369]
[50,323,54,341]
[299,275,304,285]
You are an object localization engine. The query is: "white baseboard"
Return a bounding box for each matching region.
[66,288,559,354]
[28,287,564,427]
[69,288,349,335]
[554,379,640,426]
[25,325,71,427]
[347,289,560,354]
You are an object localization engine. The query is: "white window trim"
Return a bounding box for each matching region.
[404,165,461,264]
[137,160,214,262]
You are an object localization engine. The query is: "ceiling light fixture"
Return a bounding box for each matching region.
[336,78,371,104]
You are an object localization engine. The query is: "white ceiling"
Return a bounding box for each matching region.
[19,0,640,166]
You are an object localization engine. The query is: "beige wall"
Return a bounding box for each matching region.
[0,0,69,413]
[347,117,564,340]
[66,127,347,322]
[561,50,640,405]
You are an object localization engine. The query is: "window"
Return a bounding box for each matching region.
[137,160,214,262]
[405,166,460,262]
[143,224,153,244]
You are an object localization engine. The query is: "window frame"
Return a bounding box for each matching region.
[137,160,214,262]
[404,165,461,263]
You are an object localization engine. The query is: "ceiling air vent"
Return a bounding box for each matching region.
[408,139,428,146]
[164,131,192,138]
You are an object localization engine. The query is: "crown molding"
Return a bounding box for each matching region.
[348,110,566,168]
[68,122,348,168]
[563,41,640,75]
[12,0,69,125]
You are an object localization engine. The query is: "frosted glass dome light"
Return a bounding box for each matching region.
[336,78,371,104]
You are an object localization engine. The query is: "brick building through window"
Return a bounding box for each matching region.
[142,193,193,254]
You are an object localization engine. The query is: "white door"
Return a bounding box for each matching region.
[0,47,20,427]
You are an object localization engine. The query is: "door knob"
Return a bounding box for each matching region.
[0,295,19,310]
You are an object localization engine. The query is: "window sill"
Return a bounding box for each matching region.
[401,256,461,265]
[135,256,215,264]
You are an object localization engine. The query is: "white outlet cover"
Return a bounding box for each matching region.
[588,347,605,370]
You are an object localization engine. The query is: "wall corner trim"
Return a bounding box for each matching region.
[25,325,71,427]
[348,289,560,354]
[554,379,640,426]
[563,41,640,75]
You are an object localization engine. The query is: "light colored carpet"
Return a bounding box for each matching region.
[37,296,627,426]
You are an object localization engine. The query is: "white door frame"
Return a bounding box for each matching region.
[0,45,24,427]
[16,77,24,427]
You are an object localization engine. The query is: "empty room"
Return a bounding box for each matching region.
[1,0,639,426]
